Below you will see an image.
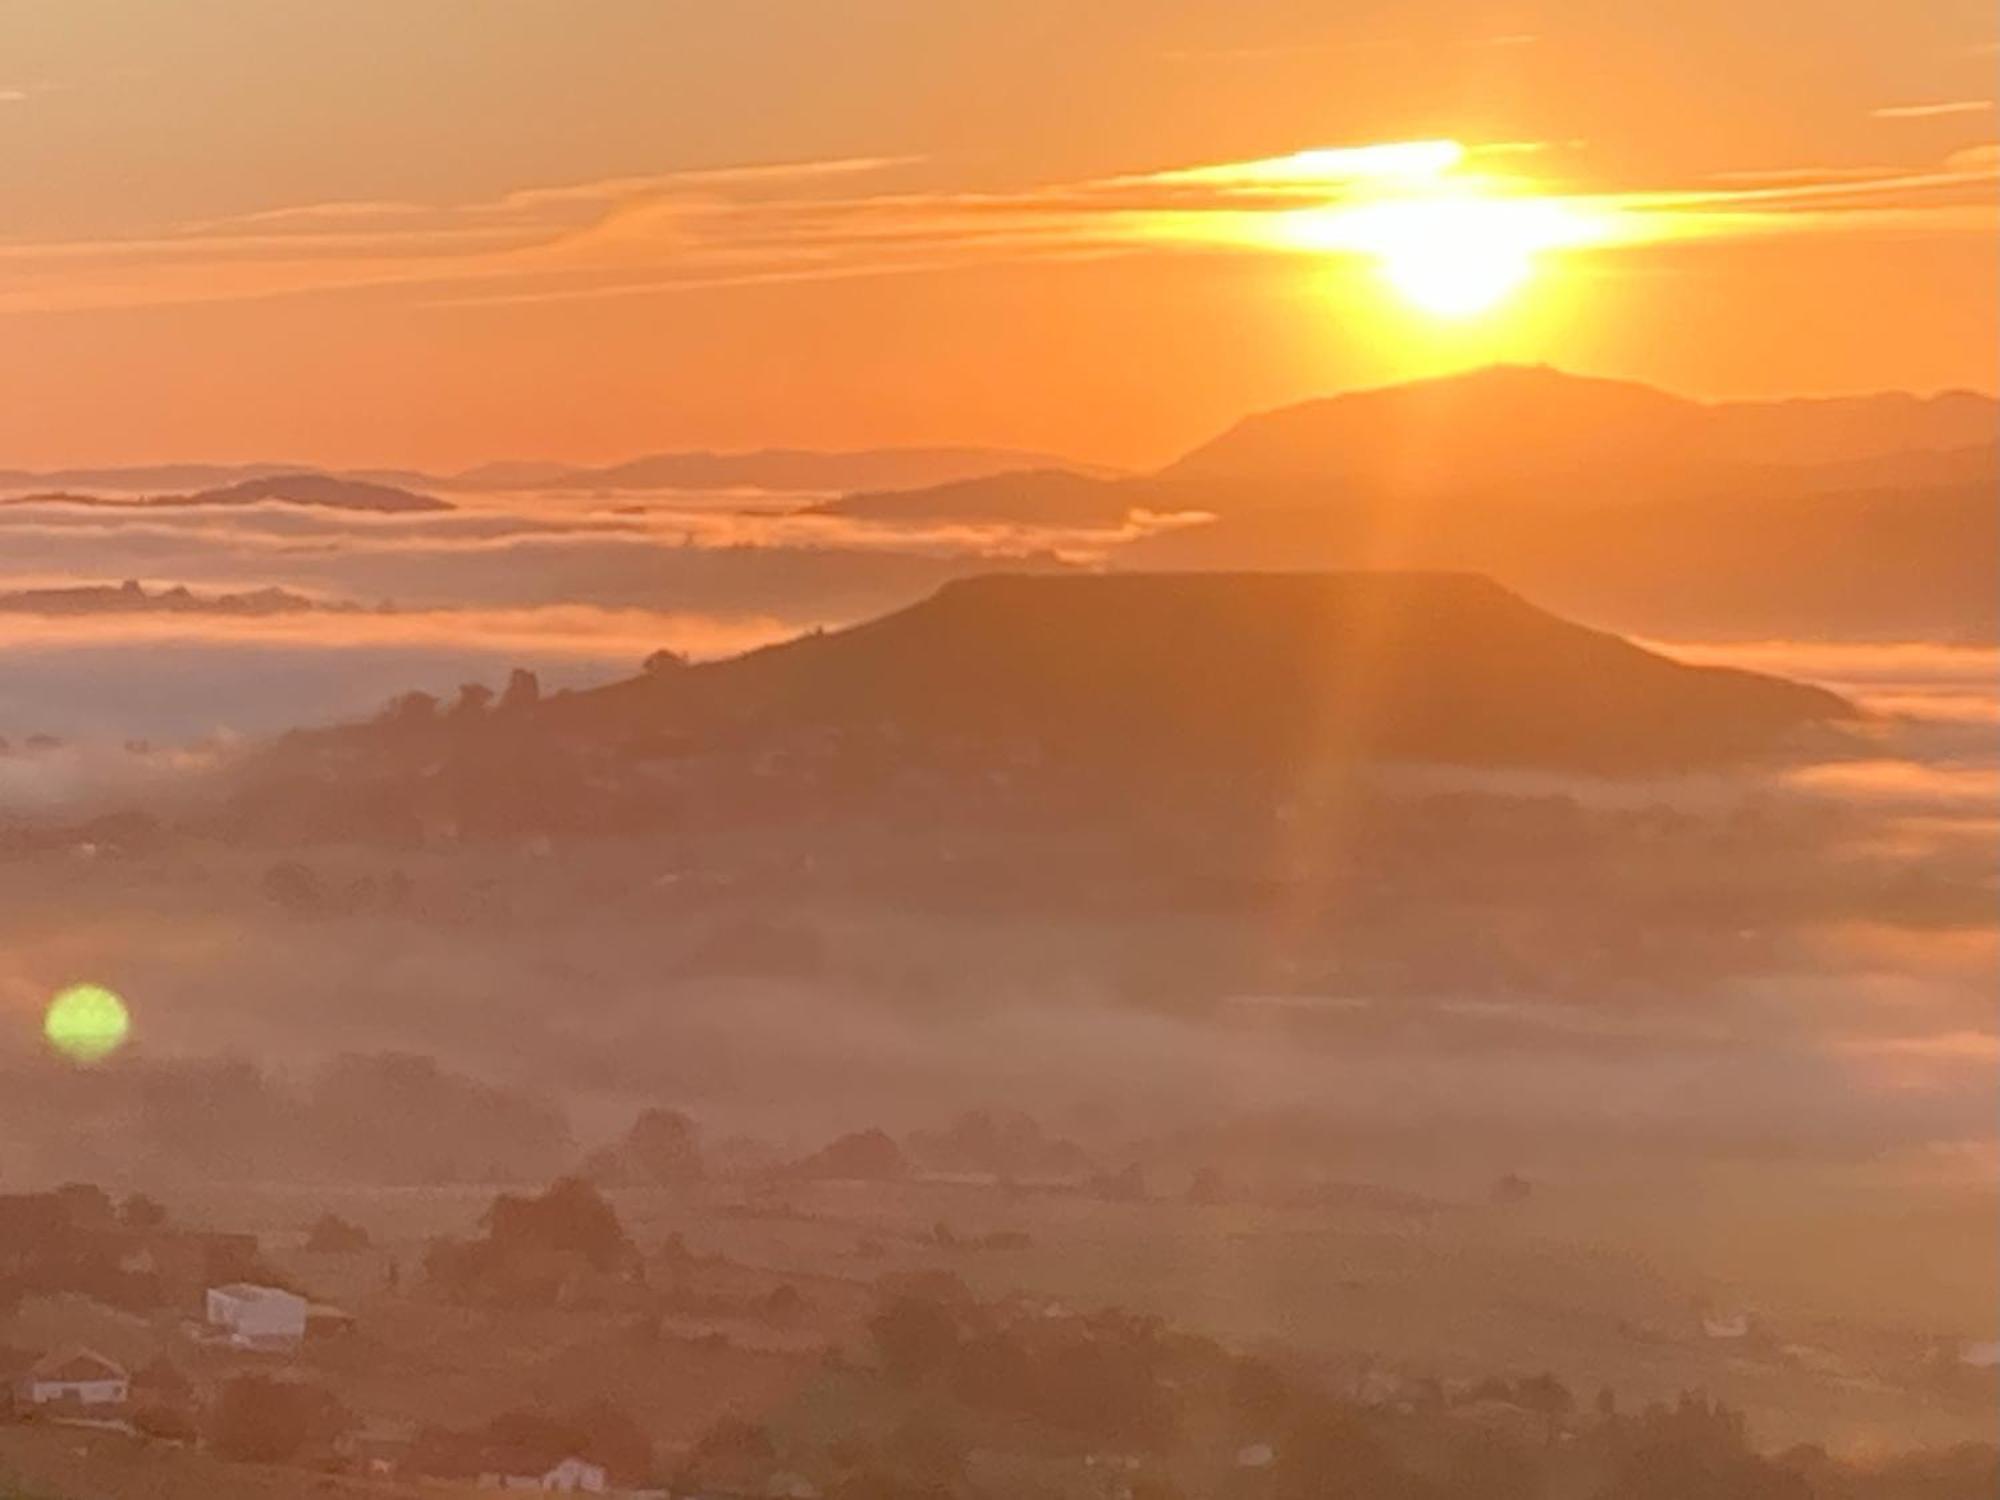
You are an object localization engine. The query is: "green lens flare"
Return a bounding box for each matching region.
[43,984,131,1063]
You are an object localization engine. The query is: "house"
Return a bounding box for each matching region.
[23,1348,129,1409]
[477,1453,610,1492]
[1701,1311,1753,1340]
[206,1283,308,1350]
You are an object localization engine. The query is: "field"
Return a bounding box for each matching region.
[132,1159,1999,1459]
[0,1424,426,1500]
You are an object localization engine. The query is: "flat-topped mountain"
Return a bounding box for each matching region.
[541,572,1851,774]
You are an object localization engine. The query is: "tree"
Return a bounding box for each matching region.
[643,648,688,677]
[305,1212,371,1254]
[117,1193,168,1232]
[53,1182,116,1231]
[380,690,439,725]
[262,860,323,915]
[871,1296,964,1382]
[625,1107,703,1183]
[208,1376,345,1464]
[499,668,542,712]
[1596,1394,1809,1500]
[1516,1371,1574,1444]
[483,1176,633,1271]
[450,682,495,719]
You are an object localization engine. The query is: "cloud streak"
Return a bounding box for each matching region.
[1872,100,1993,119]
[0,139,1993,318]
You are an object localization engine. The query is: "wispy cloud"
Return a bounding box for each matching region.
[1,139,1993,318]
[1872,99,1994,119]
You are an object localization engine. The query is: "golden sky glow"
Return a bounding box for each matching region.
[0,2,1993,467]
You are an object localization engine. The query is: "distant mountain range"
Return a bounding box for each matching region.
[0,580,334,616]
[7,367,1991,638]
[506,446,1106,494]
[2,472,449,514]
[802,366,1997,639]
[0,446,1097,501]
[1159,364,1995,486]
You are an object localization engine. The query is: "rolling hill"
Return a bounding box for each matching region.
[540,572,1851,774]
[181,473,450,512]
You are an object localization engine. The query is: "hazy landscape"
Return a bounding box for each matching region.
[0,4,1993,1497]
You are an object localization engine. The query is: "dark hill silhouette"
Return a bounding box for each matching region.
[1161,364,1996,488]
[812,368,1994,535]
[1,472,450,514]
[542,573,1849,773]
[182,473,449,513]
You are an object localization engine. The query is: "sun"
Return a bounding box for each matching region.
[1276,170,1608,320]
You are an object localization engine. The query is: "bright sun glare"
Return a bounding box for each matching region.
[1270,143,1609,319]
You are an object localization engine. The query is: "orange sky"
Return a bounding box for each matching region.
[0,0,1993,470]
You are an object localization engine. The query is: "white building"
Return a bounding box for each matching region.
[24,1348,129,1408]
[479,1455,609,1493]
[206,1282,308,1350]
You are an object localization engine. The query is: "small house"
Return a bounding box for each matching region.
[23,1348,129,1409]
[477,1452,610,1492]
[206,1282,308,1350]
[1701,1311,1752,1341]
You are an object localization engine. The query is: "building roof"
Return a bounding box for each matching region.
[31,1347,127,1384]
[211,1282,304,1304]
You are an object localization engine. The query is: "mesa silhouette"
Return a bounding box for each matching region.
[310,573,1850,782]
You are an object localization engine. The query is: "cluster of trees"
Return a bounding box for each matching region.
[0,1049,571,1187]
[425,1176,637,1306]
[207,1375,349,1466]
[860,1289,1998,1500]
[870,1292,1189,1450]
[583,1107,705,1187]
[0,1182,233,1314]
